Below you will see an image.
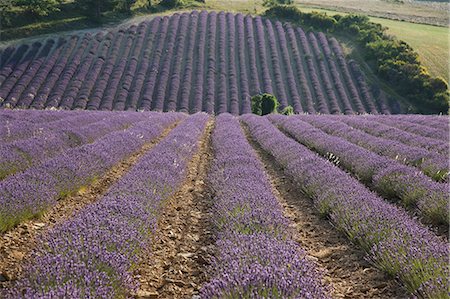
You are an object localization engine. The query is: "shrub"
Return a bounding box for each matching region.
[251,93,279,116]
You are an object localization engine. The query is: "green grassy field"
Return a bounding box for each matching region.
[373,18,449,82]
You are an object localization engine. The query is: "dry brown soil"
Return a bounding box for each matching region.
[133,120,215,299]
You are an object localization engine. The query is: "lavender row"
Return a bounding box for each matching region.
[153,13,184,111]
[236,14,251,114]
[316,33,354,114]
[0,112,148,180]
[265,19,289,109]
[46,34,93,109]
[139,17,169,111]
[204,12,217,114]
[191,11,208,113]
[114,22,149,110]
[302,30,341,114]
[287,24,327,113]
[347,59,379,114]
[0,113,183,232]
[165,13,190,112]
[0,109,73,123]
[243,115,448,298]
[30,36,80,109]
[390,114,448,130]
[254,17,274,95]
[327,37,366,113]
[2,40,56,108]
[272,116,448,225]
[371,115,448,140]
[201,114,329,298]
[299,115,448,182]
[275,21,305,113]
[126,18,161,110]
[178,12,199,113]
[216,12,228,114]
[0,111,111,144]
[99,27,137,111]
[227,13,240,115]
[87,30,125,110]
[0,42,43,106]
[337,115,448,155]
[244,15,261,97]
[75,32,115,110]
[5,113,207,298]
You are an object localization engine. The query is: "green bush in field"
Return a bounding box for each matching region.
[252,94,280,116]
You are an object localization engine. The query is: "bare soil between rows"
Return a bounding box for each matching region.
[0,122,179,290]
[242,124,408,299]
[133,119,215,299]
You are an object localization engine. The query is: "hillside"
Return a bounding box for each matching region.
[0,11,390,114]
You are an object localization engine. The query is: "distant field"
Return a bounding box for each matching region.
[206,0,449,82]
[293,0,449,26]
[296,6,450,82]
[374,18,449,82]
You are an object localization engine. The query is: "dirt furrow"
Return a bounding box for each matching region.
[134,120,214,299]
[242,124,407,299]
[0,122,180,288]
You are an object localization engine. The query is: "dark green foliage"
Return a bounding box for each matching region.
[264,5,336,31]
[251,94,280,116]
[15,0,61,17]
[263,0,293,8]
[113,0,136,13]
[74,0,114,20]
[159,0,184,8]
[261,94,279,115]
[264,5,449,114]
[251,95,263,116]
[280,106,294,115]
[0,0,14,26]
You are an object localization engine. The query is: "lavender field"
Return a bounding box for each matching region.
[0,11,390,114]
[0,109,448,299]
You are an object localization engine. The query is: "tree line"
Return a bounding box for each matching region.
[0,0,189,26]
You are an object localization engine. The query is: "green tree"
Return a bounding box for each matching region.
[75,0,114,20]
[15,0,60,17]
[263,0,293,8]
[251,93,279,116]
[159,0,184,8]
[280,105,294,115]
[113,0,136,13]
[0,0,14,27]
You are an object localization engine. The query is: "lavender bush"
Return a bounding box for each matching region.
[242,114,449,298]
[0,113,183,232]
[201,114,330,298]
[5,113,208,298]
[300,115,448,182]
[0,112,148,180]
[271,116,449,225]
